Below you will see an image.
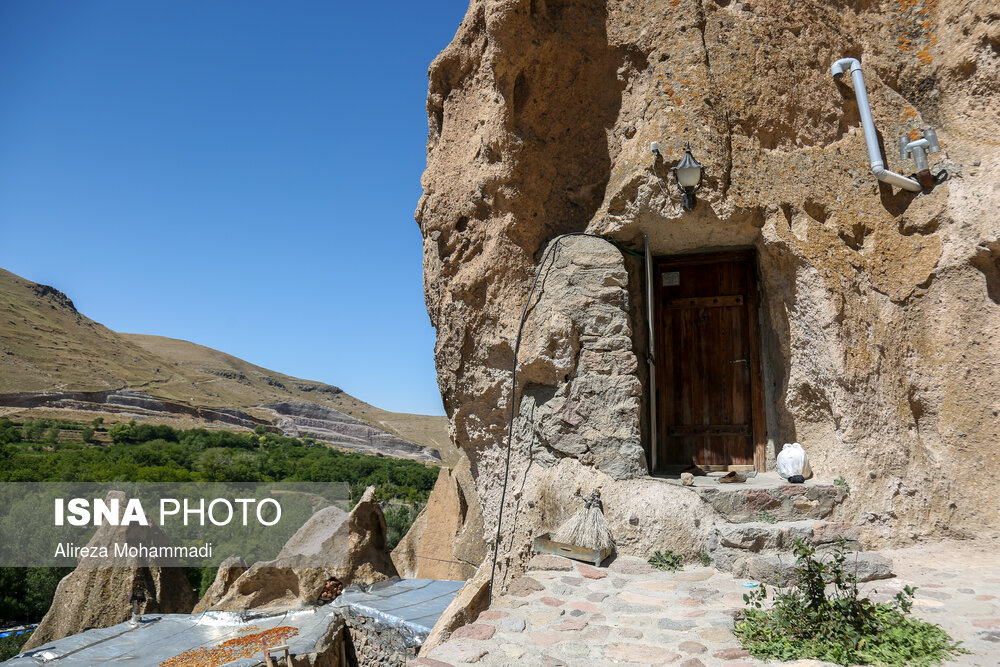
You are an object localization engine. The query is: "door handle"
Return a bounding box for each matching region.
[730,358,747,364]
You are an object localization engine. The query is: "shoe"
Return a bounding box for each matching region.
[788,474,805,484]
[718,471,747,484]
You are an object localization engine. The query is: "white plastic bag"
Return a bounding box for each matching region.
[776,442,809,479]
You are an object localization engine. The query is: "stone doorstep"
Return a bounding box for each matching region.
[713,520,862,553]
[695,483,849,523]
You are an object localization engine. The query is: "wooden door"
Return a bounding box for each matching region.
[654,251,765,472]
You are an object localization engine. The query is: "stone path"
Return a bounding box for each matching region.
[881,540,1000,666]
[413,539,1000,666]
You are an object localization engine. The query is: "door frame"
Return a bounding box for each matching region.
[652,248,767,473]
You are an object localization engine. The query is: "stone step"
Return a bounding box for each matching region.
[707,519,894,585]
[710,520,862,554]
[716,549,894,586]
[693,482,848,522]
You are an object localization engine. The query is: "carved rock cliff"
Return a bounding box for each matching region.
[417,0,1000,595]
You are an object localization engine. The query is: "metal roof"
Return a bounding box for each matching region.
[3,578,464,666]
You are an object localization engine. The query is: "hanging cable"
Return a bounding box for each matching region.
[487,232,642,605]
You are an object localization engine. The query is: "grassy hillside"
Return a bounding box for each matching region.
[123,334,456,460]
[0,268,456,462]
[0,268,172,393]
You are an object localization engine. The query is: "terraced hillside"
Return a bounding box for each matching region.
[0,268,454,463]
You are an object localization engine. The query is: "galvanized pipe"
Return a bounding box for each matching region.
[831,57,922,192]
[902,137,931,172]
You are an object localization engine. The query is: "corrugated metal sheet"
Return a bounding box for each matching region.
[332,578,465,648]
[2,578,464,665]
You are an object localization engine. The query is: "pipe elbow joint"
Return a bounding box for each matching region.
[831,57,861,79]
[871,164,923,192]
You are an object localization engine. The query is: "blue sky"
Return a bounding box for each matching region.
[0,1,469,416]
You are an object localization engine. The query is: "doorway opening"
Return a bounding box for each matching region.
[651,249,767,473]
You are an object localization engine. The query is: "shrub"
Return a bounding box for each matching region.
[648,550,684,572]
[734,539,968,665]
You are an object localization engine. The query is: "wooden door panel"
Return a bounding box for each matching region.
[654,252,763,471]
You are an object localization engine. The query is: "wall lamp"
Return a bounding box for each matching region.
[672,143,705,210]
[651,141,705,211]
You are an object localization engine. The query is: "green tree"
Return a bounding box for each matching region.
[108,422,132,444]
[198,567,219,598]
[80,427,96,444]
[91,416,104,428]
[0,567,72,624]
[22,420,46,442]
[0,419,20,445]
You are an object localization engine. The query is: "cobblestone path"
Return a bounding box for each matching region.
[414,539,999,666]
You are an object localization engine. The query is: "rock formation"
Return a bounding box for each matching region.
[417,0,1000,598]
[419,563,491,653]
[24,492,196,650]
[209,486,397,611]
[391,453,486,580]
[191,555,247,613]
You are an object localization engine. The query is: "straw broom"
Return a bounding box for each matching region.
[553,490,615,552]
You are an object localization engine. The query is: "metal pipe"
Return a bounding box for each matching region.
[831,57,922,192]
[903,138,930,172]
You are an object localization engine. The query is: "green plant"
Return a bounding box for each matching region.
[757,510,778,524]
[834,476,850,493]
[699,551,712,567]
[383,502,424,552]
[0,632,31,661]
[648,549,683,572]
[0,420,21,445]
[734,539,968,665]
[196,566,218,598]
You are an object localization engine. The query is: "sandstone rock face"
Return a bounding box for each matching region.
[418,0,1000,588]
[24,492,197,649]
[391,453,486,580]
[24,567,196,650]
[209,486,397,611]
[192,555,247,613]
[420,561,492,653]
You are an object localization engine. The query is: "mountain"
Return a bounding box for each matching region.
[0,268,453,463]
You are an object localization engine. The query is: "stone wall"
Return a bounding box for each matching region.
[515,235,646,480]
[418,0,1000,591]
[341,612,416,667]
